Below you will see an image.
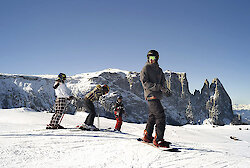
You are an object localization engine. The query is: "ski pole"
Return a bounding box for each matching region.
[58,113,65,125]
[97,112,100,129]
[97,101,100,129]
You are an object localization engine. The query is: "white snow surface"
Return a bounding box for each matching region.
[0,108,250,168]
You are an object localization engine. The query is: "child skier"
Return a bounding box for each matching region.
[46,73,73,129]
[78,84,110,130]
[113,96,126,132]
[140,50,172,147]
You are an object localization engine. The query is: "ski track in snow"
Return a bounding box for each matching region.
[0,108,250,168]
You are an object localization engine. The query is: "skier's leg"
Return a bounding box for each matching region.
[116,116,122,131]
[48,98,66,128]
[119,116,123,130]
[154,99,166,141]
[49,112,58,126]
[145,100,156,137]
[49,98,61,126]
[49,99,59,126]
[115,115,119,130]
[142,100,156,142]
[84,99,96,126]
[56,98,67,125]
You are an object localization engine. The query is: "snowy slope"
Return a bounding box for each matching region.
[0,108,250,168]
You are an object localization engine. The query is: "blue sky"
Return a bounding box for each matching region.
[0,0,250,104]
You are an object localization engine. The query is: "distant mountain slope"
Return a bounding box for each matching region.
[0,68,236,125]
[233,104,250,124]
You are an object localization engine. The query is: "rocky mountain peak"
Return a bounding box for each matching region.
[204,79,210,86]
[0,69,237,125]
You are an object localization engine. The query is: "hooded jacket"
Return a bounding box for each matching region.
[140,62,166,100]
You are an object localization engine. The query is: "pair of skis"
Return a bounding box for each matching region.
[76,125,127,134]
[42,126,128,135]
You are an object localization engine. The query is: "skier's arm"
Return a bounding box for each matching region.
[112,104,116,111]
[113,103,119,116]
[122,106,127,117]
[53,82,60,89]
[94,85,104,99]
[159,72,172,97]
[113,103,118,111]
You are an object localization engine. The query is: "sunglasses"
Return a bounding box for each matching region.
[149,56,157,60]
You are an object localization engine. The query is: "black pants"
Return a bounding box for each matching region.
[84,98,96,126]
[146,99,166,141]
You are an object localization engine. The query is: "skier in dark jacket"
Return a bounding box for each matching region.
[140,50,171,147]
[113,96,126,132]
[78,84,110,130]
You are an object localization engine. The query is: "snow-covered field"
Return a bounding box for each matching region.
[0,108,250,168]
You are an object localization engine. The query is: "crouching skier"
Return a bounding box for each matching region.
[46,73,73,129]
[78,84,110,131]
[113,96,126,132]
[140,50,172,148]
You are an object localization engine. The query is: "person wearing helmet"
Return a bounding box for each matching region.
[47,73,73,129]
[78,84,110,130]
[140,50,171,148]
[113,95,126,132]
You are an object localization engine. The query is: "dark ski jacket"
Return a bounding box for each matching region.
[113,101,125,117]
[140,62,166,100]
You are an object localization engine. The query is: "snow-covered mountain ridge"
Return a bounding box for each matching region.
[0,68,238,125]
[233,104,250,110]
[233,104,250,125]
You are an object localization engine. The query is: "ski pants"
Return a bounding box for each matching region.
[84,98,96,126]
[145,99,166,141]
[115,112,123,131]
[49,98,67,126]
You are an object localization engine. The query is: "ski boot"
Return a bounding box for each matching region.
[57,124,65,129]
[78,123,99,131]
[46,124,65,129]
[153,137,171,148]
[46,124,56,129]
[142,130,154,143]
[114,129,121,133]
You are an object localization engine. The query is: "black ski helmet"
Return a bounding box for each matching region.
[147,50,159,62]
[117,95,123,100]
[58,73,66,81]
